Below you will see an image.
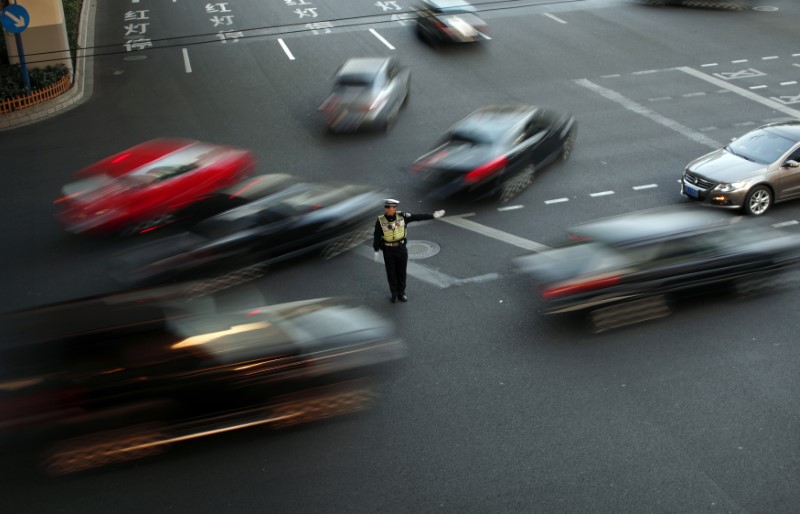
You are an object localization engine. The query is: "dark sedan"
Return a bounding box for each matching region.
[318,57,410,133]
[410,105,577,202]
[0,286,406,475]
[516,207,800,332]
[112,176,383,284]
[414,0,489,45]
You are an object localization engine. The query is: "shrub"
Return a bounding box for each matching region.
[0,64,69,101]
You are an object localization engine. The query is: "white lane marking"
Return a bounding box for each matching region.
[601,74,621,78]
[544,198,569,205]
[357,247,498,288]
[762,56,779,60]
[497,205,524,211]
[732,59,748,63]
[479,32,492,40]
[369,28,395,50]
[682,92,706,97]
[773,220,799,228]
[676,67,800,119]
[632,70,659,75]
[277,38,295,60]
[590,191,614,197]
[575,77,721,149]
[633,184,658,190]
[649,96,672,102]
[734,121,756,126]
[701,63,718,67]
[543,12,567,24]
[181,48,192,73]
[441,216,551,252]
[781,81,798,86]
[749,85,768,90]
[794,64,800,69]
[699,126,717,132]
[793,53,800,57]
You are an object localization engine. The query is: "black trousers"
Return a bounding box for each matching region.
[382,246,408,296]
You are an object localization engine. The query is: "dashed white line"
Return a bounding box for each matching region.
[181,48,192,73]
[369,28,395,50]
[749,85,768,90]
[649,96,672,102]
[732,59,748,63]
[632,70,659,75]
[601,74,621,78]
[793,53,800,57]
[701,63,718,67]
[781,81,798,86]
[497,205,524,211]
[762,56,779,60]
[676,67,800,119]
[699,126,717,132]
[794,63,800,69]
[734,121,756,126]
[590,191,615,197]
[632,184,658,190]
[543,12,567,24]
[575,77,721,149]
[544,198,569,205]
[773,220,799,228]
[277,38,295,60]
[682,92,706,97]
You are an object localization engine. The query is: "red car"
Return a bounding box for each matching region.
[54,139,256,235]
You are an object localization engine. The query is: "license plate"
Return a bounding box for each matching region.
[683,181,699,198]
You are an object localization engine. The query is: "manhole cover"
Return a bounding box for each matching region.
[407,240,440,259]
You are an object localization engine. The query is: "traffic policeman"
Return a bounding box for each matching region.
[373,199,445,303]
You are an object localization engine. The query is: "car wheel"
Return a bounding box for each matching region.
[499,164,535,203]
[590,295,671,333]
[384,104,401,132]
[42,423,167,476]
[743,185,772,216]
[562,131,576,161]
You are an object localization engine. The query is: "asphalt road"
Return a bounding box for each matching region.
[1,0,799,512]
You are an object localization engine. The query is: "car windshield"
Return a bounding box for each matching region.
[725,128,796,165]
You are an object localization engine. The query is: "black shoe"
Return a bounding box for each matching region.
[391,295,398,303]
[399,294,407,302]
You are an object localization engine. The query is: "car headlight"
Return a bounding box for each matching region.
[714,182,746,193]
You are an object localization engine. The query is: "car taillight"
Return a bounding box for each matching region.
[543,274,620,300]
[464,156,508,184]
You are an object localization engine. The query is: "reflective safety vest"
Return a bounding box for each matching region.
[378,214,406,242]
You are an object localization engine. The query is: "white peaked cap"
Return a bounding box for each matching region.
[384,198,400,206]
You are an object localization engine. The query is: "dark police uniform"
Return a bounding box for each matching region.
[373,204,436,303]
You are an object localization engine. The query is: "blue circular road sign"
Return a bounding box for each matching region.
[1,4,31,34]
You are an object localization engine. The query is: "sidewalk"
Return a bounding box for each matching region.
[0,0,96,131]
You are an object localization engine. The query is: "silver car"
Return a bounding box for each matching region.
[318,57,410,133]
[681,121,800,215]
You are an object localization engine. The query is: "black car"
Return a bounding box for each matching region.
[113,176,383,284]
[410,105,577,203]
[0,286,406,475]
[414,0,489,45]
[318,57,411,133]
[516,207,800,332]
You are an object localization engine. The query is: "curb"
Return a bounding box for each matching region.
[0,0,96,132]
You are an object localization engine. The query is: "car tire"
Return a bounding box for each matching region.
[499,164,535,203]
[562,130,576,161]
[743,185,772,216]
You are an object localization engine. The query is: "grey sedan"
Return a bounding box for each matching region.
[681,121,800,215]
[318,57,410,133]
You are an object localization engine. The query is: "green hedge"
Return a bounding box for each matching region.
[0,0,82,99]
[0,64,69,100]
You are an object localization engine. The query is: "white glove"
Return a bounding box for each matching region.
[374,251,379,262]
[433,210,445,218]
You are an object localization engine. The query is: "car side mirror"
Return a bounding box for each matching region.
[783,160,800,168]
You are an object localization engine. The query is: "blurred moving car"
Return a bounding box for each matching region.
[113,176,383,284]
[516,207,800,332]
[54,138,256,236]
[410,105,576,202]
[681,121,800,216]
[0,286,406,475]
[414,0,489,44]
[318,57,411,133]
